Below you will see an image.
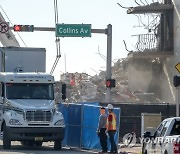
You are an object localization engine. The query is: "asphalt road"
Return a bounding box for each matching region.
[0,140,142,154]
[0,141,97,154]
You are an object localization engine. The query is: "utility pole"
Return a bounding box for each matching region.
[176,87,179,117]
[173,75,180,117]
[105,24,112,102]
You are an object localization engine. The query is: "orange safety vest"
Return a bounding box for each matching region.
[106,112,116,131]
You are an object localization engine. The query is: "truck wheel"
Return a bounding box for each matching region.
[3,123,11,149]
[54,140,62,150]
[35,141,43,147]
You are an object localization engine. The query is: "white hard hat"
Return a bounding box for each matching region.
[107,104,113,110]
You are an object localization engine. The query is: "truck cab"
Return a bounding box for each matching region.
[0,72,65,150]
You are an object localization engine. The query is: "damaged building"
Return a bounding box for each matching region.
[55,0,180,104]
[122,0,177,104]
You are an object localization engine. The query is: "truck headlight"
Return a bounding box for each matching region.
[9,119,22,125]
[54,119,65,126]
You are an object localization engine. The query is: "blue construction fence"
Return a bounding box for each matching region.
[58,102,121,150]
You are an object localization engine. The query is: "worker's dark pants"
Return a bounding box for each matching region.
[99,128,107,152]
[108,130,117,152]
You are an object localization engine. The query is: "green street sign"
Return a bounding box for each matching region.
[56,24,91,37]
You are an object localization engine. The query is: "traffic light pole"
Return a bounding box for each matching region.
[10,26,107,33]
[10,24,113,102]
[176,87,180,117]
[173,75,180,117]
[105,24,112,103]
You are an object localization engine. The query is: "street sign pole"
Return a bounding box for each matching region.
[174,65,180,117]
[176,87,180,117]
[105,24,112,103]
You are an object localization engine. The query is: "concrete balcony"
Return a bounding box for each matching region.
[128,34,173,59]
[127,3,174,14]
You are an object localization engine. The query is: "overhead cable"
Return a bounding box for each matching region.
[50,38,61,74]
[50,0,61,75]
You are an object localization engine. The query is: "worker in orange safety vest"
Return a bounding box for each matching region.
[106,104,118,153]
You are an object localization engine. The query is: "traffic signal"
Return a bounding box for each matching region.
[62,83,66,100]
[106,79,116,88]
[13,25,34,32]
[173,75,180,87]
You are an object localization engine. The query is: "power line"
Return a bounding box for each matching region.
[50,38,61,74]
[50,0,61,75]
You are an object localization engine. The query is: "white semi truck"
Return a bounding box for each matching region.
[0,47,65,150]
[0,72,65,150]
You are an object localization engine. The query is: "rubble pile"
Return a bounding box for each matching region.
[55,58,163,103]
[55,58,139,103]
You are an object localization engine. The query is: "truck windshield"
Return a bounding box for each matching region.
[6,83,54,100]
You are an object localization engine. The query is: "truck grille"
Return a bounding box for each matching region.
[25,110,52,122]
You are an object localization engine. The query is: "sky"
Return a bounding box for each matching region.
[0,0,156,81]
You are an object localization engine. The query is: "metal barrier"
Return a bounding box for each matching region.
[59,103,120,150]
[133,34,158,52]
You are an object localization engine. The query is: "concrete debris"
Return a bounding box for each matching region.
[55,58,164,103]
